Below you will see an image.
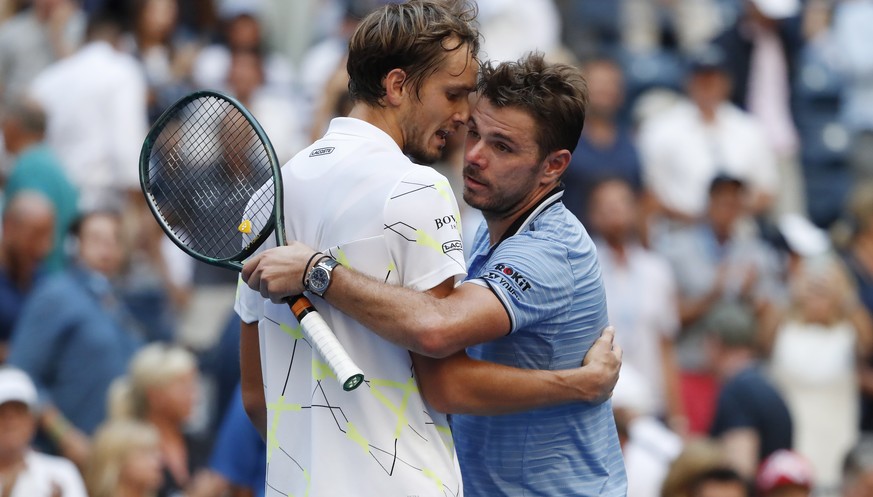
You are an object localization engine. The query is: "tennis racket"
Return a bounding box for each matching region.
[139,90,365,391]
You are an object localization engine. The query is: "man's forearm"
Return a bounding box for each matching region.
[240,321,266,439]
[412,352,613,415]
[243,245,511,357]
[321,268,465,357]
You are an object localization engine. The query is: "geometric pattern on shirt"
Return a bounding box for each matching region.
[261,313,460,497]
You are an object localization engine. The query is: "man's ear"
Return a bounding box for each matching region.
[542,149,571,183]
[383,68,408,106]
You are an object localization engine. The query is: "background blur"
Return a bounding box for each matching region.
[0,1,872,496]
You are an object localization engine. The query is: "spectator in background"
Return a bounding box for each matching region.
[638,45,779,235]
[85,419,164,497]
[843,435,873,497]
[705,302,793,481]
[124,0,199,123]
[475,0,562,63]
[755,449,815,497]
[562,57,642,226]
[832,0,873,182]
[1,100,78,273]
[587,177,685,430]
[306,54,351,143]
[108,343,209,497]
[224,48,305,164]
[7,210,143,469]
[0,367,87,497]
[612,365,683,497]
[621,0,724,55]
[689,467,750,497]
[656,174,784,434]
[660,438,731,497]
[766,253,873,494]
[838,182,873,433]
[191,5,294,95]
[297,2,363,131]
[0,0,85,107]
[185,383,265,497]
[0,192,54,361]
[842,181,873,332]
[714,0,805,218]
[28,8,148,212]
[118,192,190,346]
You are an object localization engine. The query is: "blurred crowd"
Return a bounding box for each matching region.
[0,0,871,496]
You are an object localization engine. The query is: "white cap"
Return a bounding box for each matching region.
[750,0,800,19]
[779,213,831,258]
[0,368,38,410]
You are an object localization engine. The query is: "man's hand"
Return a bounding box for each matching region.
[241,242,321,302]
[569,326,622,404]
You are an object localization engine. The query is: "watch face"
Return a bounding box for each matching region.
[309,267,330,293]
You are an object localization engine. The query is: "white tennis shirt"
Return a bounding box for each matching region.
[236,117,467,497]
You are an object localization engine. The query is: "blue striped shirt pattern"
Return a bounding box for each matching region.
[452,190,628,496]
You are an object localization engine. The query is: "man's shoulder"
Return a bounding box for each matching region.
[24,271,82,305]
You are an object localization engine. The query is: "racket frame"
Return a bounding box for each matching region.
[139,89,278,271]
[139,90,364,391]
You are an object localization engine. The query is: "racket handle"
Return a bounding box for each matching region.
[286,296,365,391]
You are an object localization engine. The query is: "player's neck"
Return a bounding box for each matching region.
[484,186,556,245]
[347,104,405,151]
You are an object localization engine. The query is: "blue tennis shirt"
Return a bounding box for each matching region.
[452,188,627,496]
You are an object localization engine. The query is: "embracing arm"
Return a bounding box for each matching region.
[242,243,514,358]
[242,246,623,412]
[412,327,622,415]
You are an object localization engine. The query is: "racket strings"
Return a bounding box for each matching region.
[145,95,276,260]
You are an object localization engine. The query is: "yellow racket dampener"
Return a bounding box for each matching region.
[238,220,252,233]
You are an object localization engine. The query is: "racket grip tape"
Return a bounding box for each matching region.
[287,297,365,391]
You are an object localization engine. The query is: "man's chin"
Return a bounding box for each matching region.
[406,148,441,165]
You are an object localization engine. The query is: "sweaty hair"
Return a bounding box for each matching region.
[347,0,480,106]
[478,52,589,158]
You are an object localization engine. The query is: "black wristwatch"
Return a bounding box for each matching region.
[305,257,340,297]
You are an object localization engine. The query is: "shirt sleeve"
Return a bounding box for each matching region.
[383,167,467,291]
[7,284,67,405]
[709,380,754,436]
[471,234,577,333]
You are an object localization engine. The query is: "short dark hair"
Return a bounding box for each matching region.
[477,52,588,158]
[690,467,749,497]
[346,0,480,106]
[68,209,122,239]
[708,173,746,195]
[85,8,126,43]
